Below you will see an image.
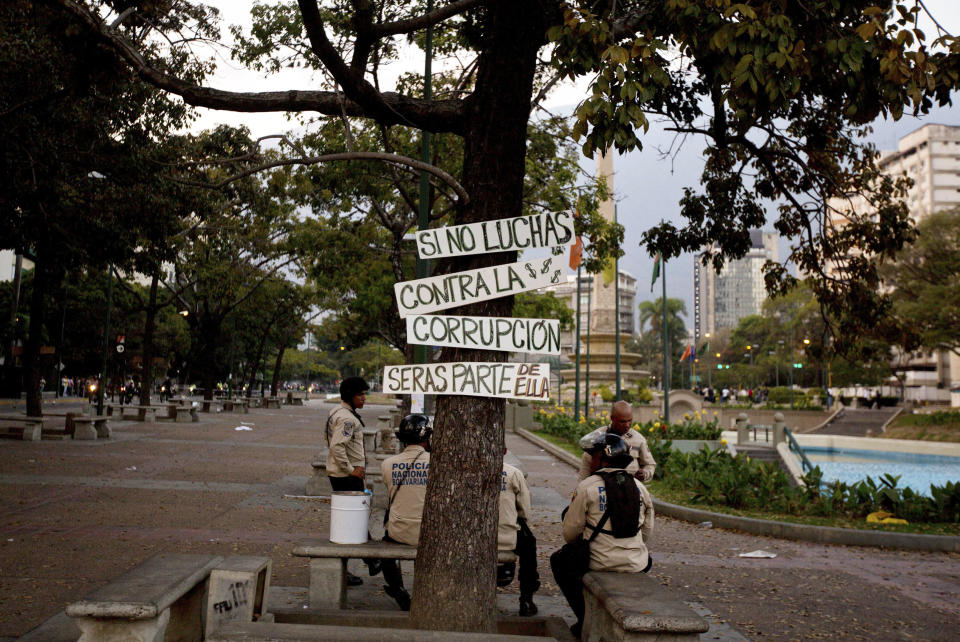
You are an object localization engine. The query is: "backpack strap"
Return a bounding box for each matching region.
[584,510,611,543]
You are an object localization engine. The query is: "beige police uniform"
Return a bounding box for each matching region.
[577,428,656,482]
[498,462,531,551]
[562,467,654,572]
[381,445,430,546]
[326,401,365,478]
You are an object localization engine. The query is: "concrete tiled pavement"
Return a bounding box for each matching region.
[0,400,957,640]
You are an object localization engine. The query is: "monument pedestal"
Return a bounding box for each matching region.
[560,331,649,393]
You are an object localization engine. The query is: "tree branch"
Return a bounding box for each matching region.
[371,0,483,38]
[182,151,470,203]
[57,0,467,133]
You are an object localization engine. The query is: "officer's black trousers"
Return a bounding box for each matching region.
[516,522,540,598]
[381,535,405,589]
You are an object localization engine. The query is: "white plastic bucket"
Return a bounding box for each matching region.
[330,490,371,544]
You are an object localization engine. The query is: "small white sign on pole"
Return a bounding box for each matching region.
[383,362,551,401]
[406,315,561,355]
[394,256,563,318]
[415,211,576,259]
[410,393,425,414]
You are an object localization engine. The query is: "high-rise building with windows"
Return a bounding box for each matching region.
[829,124,960,398]
[694,230,778,343]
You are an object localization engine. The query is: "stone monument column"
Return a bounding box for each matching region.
[591,150,618,332]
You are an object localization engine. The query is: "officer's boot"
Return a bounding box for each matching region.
[519,593,538,617]
[384,585,411,611]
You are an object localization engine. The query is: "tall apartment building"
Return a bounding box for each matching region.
[544,270,637,357]
[694,230,778,343]
[831,124,960,398]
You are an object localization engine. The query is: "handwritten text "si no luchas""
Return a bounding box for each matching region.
[382,362,551,401]
[416,211,575,259]
[394,257,562,318]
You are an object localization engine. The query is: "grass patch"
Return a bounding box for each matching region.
[886,411,960,442]
[534,431,960,535]
[531,430,582,458]
[881,424,960,443]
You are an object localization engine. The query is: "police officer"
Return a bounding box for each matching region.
[577,400,656,482]
[325,376,378,584]
[498,452,540,616]
[379,413,432,610]
[326,376,369,491]
[554,433,655,638]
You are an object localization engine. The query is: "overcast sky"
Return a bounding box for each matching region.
[188,2,960,333]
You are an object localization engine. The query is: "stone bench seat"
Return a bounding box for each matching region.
[65,553,223,641]
[106,404,158,422]
[68,415,111,439]
[264,397,282,408]
[293,538,516,610]
[581,571,709,641]
[210,620,547,641]
[165,403,198,423]
[0,413,45,441]
[222,399,250,413]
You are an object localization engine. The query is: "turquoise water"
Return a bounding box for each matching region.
[805,447,960,495]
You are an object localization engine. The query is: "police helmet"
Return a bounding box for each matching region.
[339,376,369,402]
[588,433,631,461]
[396,414,432,444]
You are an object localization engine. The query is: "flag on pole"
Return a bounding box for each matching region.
[680,344,692,362]
[650,253,661,292]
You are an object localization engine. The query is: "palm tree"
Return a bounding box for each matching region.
[638,297,687,335]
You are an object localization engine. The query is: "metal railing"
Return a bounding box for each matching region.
[783,426,814,474]
[748,424,772,443]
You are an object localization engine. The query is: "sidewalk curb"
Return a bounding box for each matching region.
[515,428,960,553]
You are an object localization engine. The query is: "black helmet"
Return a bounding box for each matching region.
[396,414,432,444]
[339,376,369,402]
[588,433,630,461]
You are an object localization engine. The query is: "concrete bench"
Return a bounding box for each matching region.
[163,403,194,423]
[222,399,250,414]
[0,413,44,441]
[286,392,305,406]
[581,572,709,641]
[293,538,516,610]
[265,397,281,409]
[65,553,223,641]
[69,415,111,440]
[210,621,547,641]
[201,399,225,413]
[106,404,158,423]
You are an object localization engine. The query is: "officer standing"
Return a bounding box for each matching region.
[554,433,655,637]
[379,414,432,610]
[498,453,540,616]
[325,376,379,584]
[577,400,656,482]
[326,376,370,491]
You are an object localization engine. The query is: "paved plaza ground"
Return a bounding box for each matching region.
[0,400,958,640]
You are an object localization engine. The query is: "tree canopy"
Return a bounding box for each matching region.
[54,0,960,631]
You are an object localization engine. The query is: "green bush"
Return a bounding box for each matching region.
[659,450,960,523]
[767,386,793,404]
[596,384,614,402]
[901,410,960,427]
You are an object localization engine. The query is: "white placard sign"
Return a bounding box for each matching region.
[406,315,561,355]
[383,362,551,401]
[394,256,563,318]
[416,211,576,259]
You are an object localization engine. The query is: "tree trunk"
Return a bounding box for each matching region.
[409,4,544,632]
[139,271,159,407]
[23,259,52,417]
[270,345,286,397]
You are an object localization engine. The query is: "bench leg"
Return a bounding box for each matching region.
[75,609,170,642]
[73,423,97,440]
[95,421,111,439]
[22,425,41,441]
[309,558,347,609]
